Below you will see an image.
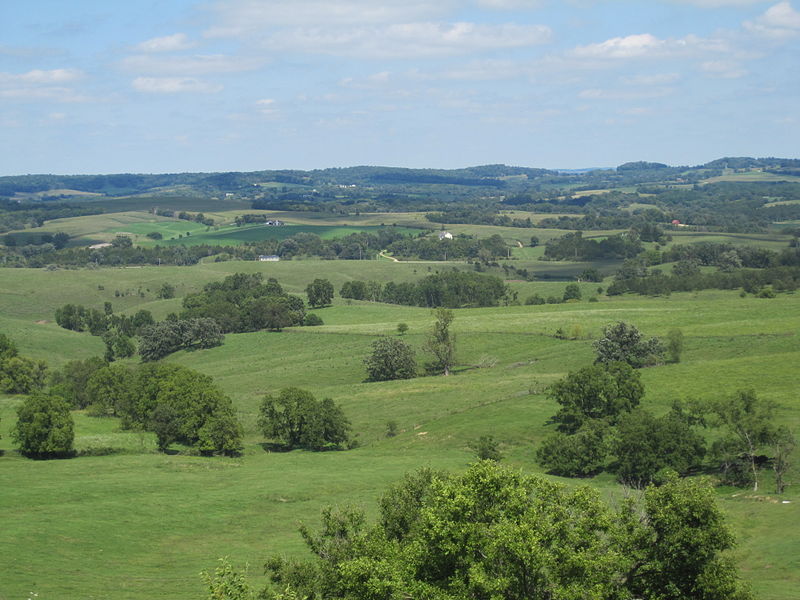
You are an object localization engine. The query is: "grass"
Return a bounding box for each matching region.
[0,258,799,599]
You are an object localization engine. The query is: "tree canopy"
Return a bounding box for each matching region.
[263,461,752,600]
[12,392,75,458]
[258,388,350,451]
[364,337,417,382]
[549,361,644,434]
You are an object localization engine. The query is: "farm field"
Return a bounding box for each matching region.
[0,257,799,600]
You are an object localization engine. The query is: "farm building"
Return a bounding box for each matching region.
[438,231,453,240]
[258,255,280,262]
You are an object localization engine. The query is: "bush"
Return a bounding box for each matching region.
[536,420,609,477]
[12,392,75,458]
[549,362,644,434]
[468,435,502,461]
[594,321,664,368]
[258,387,350,450]
[364,337,417,382]
[303,313,324,326]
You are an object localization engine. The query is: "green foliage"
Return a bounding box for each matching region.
[138,318,224,361]
[423,307,456,376]
[0,333,47,394]
[771,427,795,494]
[594,321,665,367]
[258,388,350,451]
[182,273,305,333]
[342,271,509,308]
[200,557,254,600]
[147,366,243,455]
[612,407,706,488]
[562,282,582,301]
[396,322,408,335]
[549,361,644,434]
[85,363,134,416]
[265,462,751,600]
[303,313,324,326]
[157,282,175,299]
[667,328,685,363]
[624,473,753,600]
[536,419,609,477]
[50,356,108,408]
[467,434,502,461]
[12,392,75,458]
[305,278,333,308]
[363,337,417,382]
[707,389,777,491]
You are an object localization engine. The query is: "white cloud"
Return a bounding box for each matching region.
[571,32,732,60]
[622,72,681,85]
[255,98,279,116]
[205,0,454,36]
[745,1,800,38]
[0,87,91,102]
[0,69,84,84]
[578,87,675,100]
[437,58,531,80]
[339,71,392,88]
[264,22,552,58]
[121,54,263,75]
[135,33,196,52]
[132,77,223,93]
[699,60,748,78]
[572,34,667,59]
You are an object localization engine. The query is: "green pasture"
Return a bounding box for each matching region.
[0,259,799,600]
[666,229,793,250]
[140,224,424,247]
[701,171,800,184]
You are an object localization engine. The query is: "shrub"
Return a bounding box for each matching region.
[12,392,75,458]
[365,337,417,382]
[536,420,609,477]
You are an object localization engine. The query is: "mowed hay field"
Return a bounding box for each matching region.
[1,259,799,600]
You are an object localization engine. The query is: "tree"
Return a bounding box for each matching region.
[549,361,644,434]
[50,356,108,408]
[0,355,47,394]
[306,278,334,308]
[708,389,776,491]
[157,282,176,299]
[612,407,706,488]
[423,307,456,375]
[396,322,408,335]
[468,435,502,461]
[86,363,134,416]
[258,388,350,450]
[594,321,664,367]
[12,392,74,458]
[364,337,417,382]
[667,328,684,363]
[200,557,254,600]
[562,283,582,301]
[772,427,795,494]
[264,462,752,600]
[621,472,753,600]
[536,419,609,477]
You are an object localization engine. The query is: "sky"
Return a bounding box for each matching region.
[1,0,798,175]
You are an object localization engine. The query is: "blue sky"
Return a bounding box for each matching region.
[1,0,798,174]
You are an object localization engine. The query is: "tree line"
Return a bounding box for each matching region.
[340,270,510,308]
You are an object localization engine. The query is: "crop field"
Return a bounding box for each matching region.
[0,255,799,600]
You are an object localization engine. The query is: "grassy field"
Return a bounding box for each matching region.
[1,257,799,600]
